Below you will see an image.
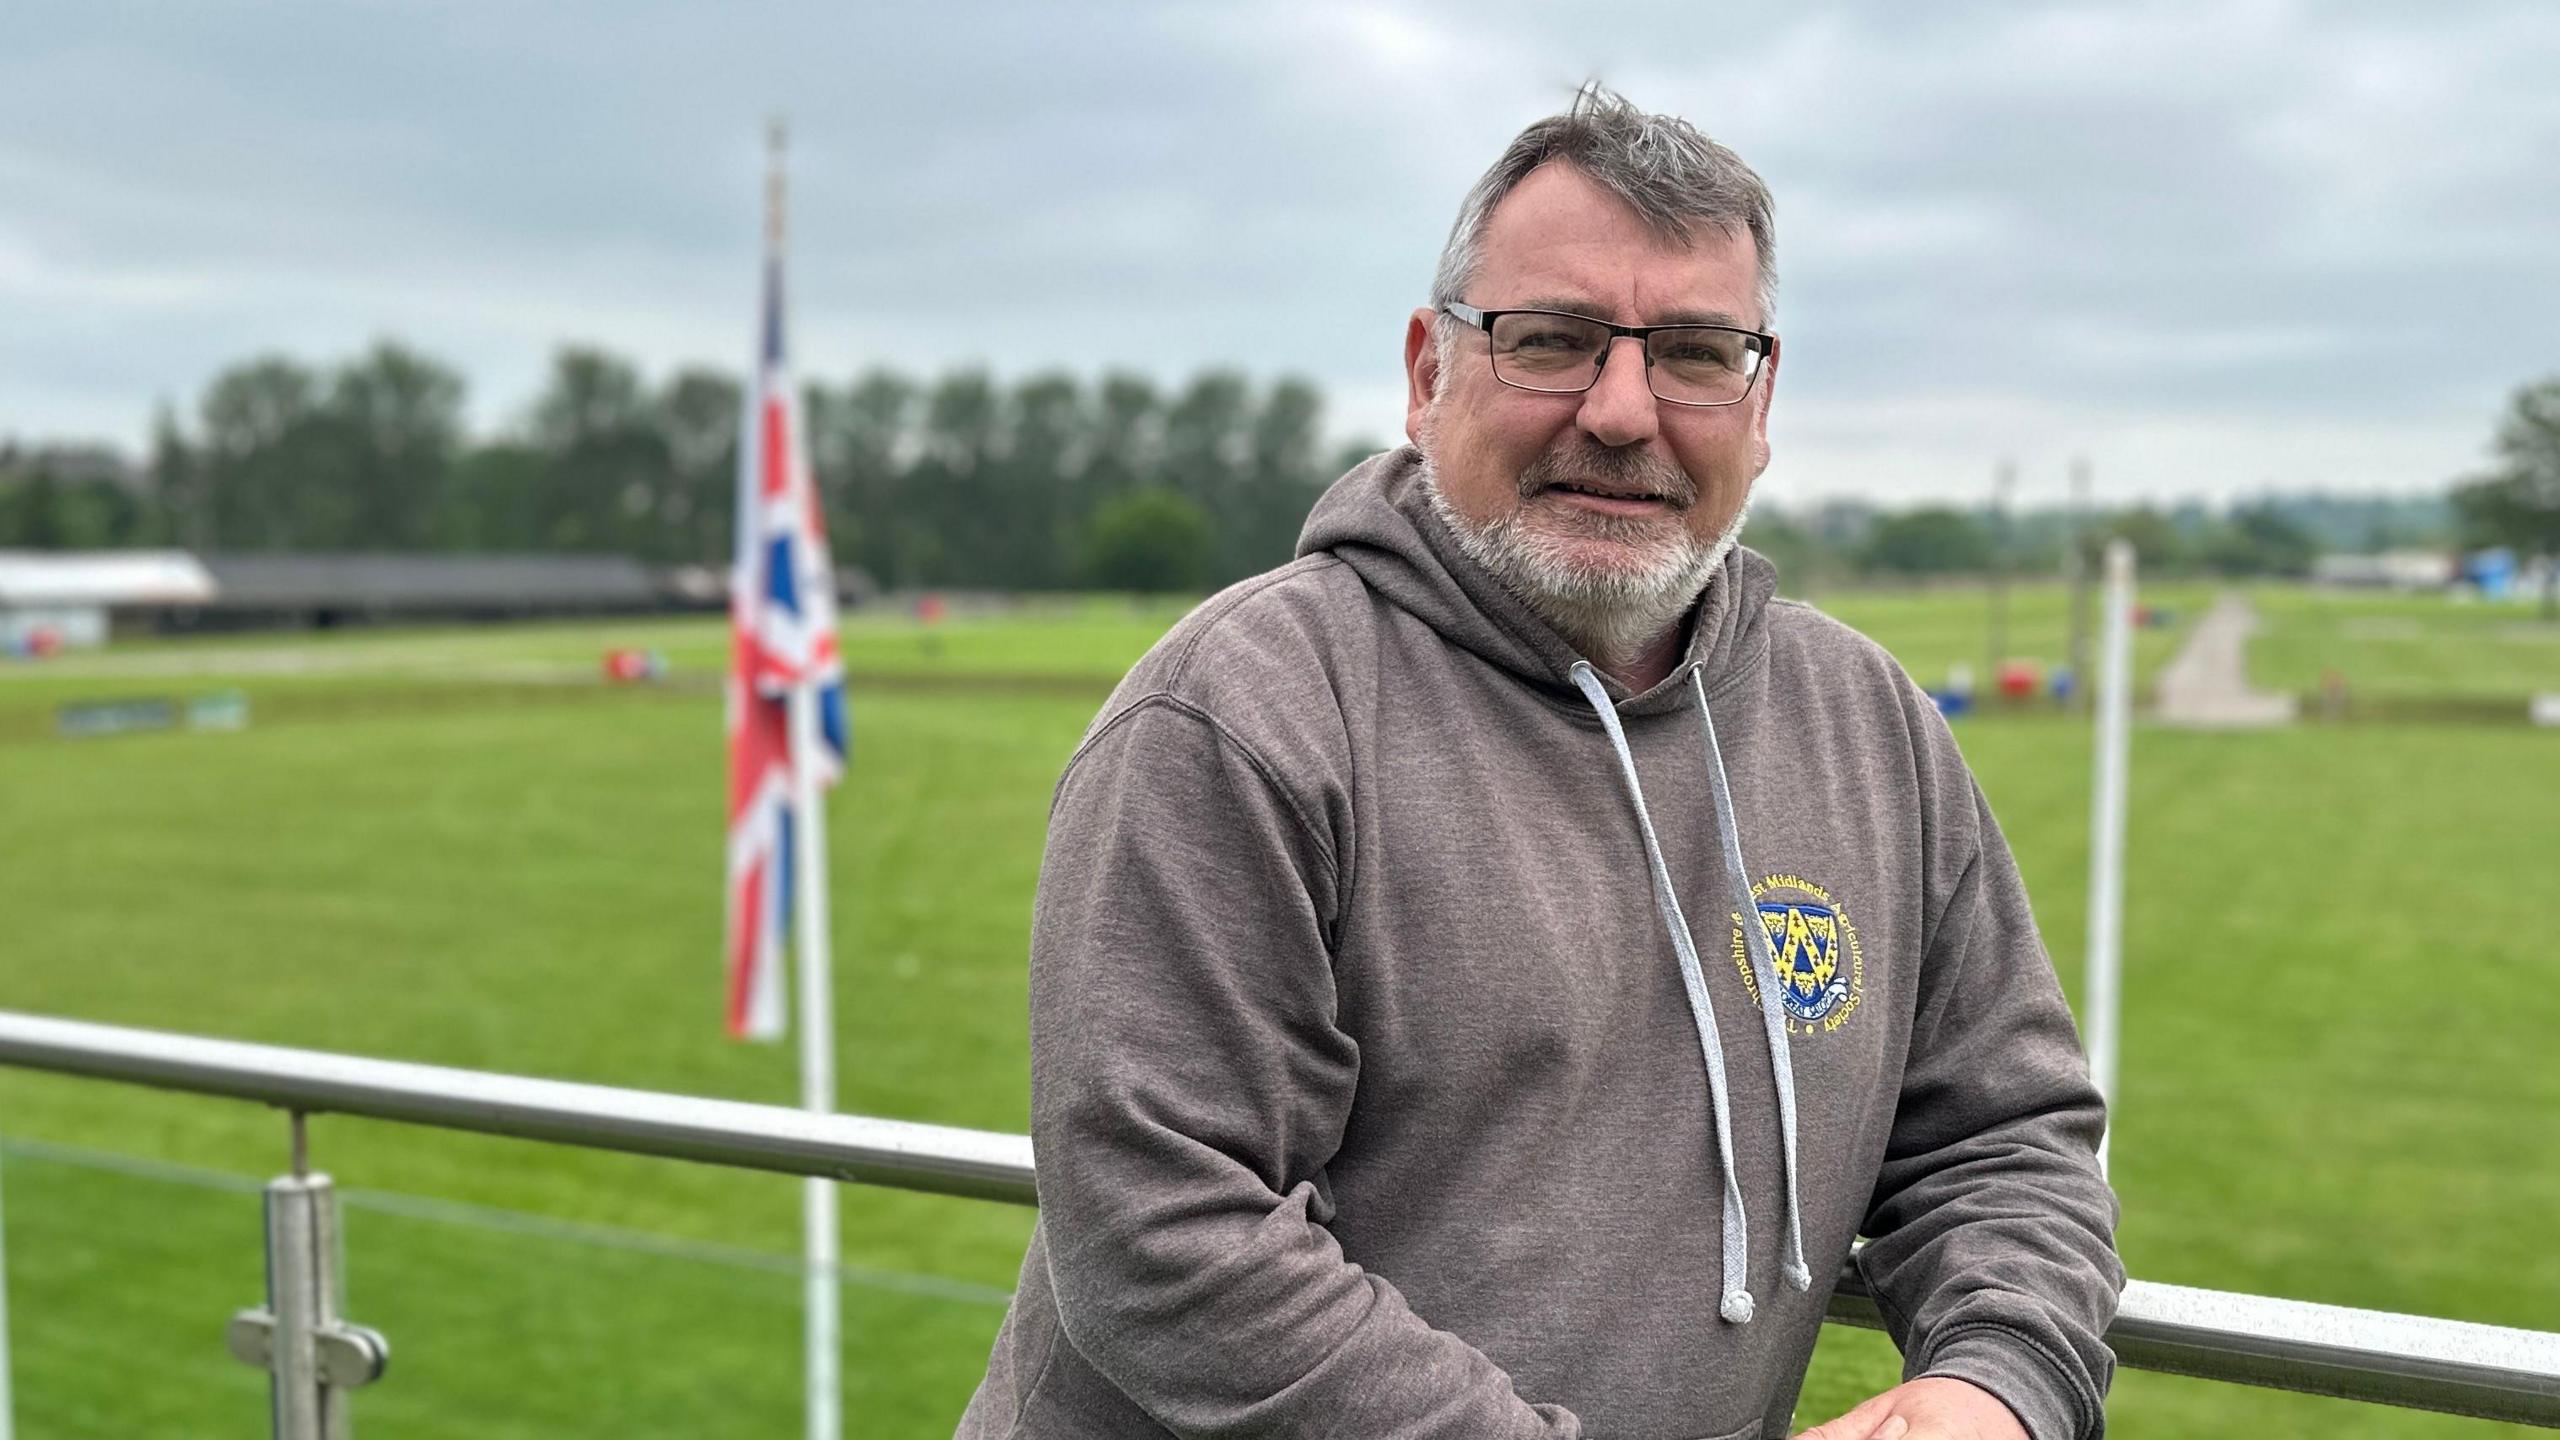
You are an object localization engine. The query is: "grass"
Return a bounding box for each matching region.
[1,588,2553,1436]
[1793,715,2560,1437]
[15,596,1190,686]
[1797,578,2211,694]
[2246,584,2560,706]
[0,678,1056,1436]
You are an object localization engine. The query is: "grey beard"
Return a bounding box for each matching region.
[1421,455,1747,675]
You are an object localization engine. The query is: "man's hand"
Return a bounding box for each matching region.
[1791,1377,2029,1440]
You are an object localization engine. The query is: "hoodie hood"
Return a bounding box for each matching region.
[1297,445,1778,716]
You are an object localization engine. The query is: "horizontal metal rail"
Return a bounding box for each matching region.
[1823,1272,2560,1426]
[3,1009,2554,1427]
[0,1011,1031,1204]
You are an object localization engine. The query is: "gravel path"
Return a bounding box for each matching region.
[2154,592,2297,728]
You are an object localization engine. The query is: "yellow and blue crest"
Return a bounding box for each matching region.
[1730,874,1865,1037]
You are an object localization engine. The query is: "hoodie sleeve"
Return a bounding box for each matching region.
[1029,695,1581,1439]
[1854,779,2126,1440]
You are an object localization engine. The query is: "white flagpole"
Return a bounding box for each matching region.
[788,679,841,1440]
[770,117,842,1440]
[1,1133,15,1440]
[2086,539,2135,1180]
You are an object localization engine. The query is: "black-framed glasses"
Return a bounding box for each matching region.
[1440,302,1776,407]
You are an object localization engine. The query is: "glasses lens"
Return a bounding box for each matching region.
[1647,328,1764,405]
[1487,312,1609,391]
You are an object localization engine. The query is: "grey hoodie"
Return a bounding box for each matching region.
[958,449,2122,1440]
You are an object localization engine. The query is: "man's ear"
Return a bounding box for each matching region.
[1749,334,1781,476]
[1403,308,1439,446]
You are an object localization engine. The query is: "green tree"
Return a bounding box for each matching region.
[526,347,668,553]
[2080,506,2189,576]
[2202,502,2318,578]
[47,473,143,548]
[78,346,1364,579]
[0,445,142,548]
[2453,376,2560,618]
[807,368,917,586]
[903,369,1001,587]
[1161,372,1252,580]
[146,402,198,548]
[327,341,467,550]
[1084,373,1164,506]
[1234,378,1328,578]
[1083,488,1211,593]
[0,464,45,546]
[443,441,546,551]
[657,367,742,564]
[1002,372,1087,590]
[1740,508,1842,593]
[1861,506,1993,576]
[199,356,341,549]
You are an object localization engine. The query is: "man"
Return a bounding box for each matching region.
[959,85,2121,1440]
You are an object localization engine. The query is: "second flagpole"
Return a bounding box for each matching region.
[789,674,841,1440]
[772,116,842,1440]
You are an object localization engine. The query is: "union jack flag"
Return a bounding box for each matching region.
[724,240,846,1041]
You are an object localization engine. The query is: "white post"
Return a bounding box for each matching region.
[787,679,841,1440]
[0,1136,14,1440]
[2086,540,2135,1179]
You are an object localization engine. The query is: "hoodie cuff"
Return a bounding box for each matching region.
[1915,1324,2099,1440]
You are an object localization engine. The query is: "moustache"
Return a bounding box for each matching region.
[1516,444,1698,509]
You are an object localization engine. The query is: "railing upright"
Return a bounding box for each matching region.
[220,1114,387,1439]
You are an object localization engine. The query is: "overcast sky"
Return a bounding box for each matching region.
[6,1,2557,506]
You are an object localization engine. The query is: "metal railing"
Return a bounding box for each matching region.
[2,1009,2554,1432]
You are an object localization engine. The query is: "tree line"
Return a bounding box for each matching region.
[0,341,1364,593]
[1747,494,2361,591]
[8,353,2557,602]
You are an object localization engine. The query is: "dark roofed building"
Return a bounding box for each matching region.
[190,552,665,628]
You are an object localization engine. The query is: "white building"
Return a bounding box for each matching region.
[0,550,215,651]
[2309,549,2456,591]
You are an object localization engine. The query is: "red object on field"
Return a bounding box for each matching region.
[604,647,661,683]
[1996,660,2040,701]
[916,592,947,625]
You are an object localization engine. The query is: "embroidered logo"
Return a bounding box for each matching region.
[1731,874,1865,1037]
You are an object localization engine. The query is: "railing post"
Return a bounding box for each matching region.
[226,1116,386,1439]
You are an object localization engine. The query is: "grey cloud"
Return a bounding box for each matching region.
[3,1,2556,501]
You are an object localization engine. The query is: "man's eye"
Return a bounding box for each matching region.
[1514,329,1593,353]
[1659,337,1742,368]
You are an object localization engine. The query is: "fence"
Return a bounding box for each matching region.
[1,1009,2554,1435]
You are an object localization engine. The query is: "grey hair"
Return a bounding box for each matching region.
[1429,83,1778,348]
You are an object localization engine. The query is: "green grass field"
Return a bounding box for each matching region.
[0,584,2553,1437]
[2246,584,2560,706]
[1797,578,2212,695]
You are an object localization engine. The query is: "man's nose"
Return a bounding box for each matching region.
[1576,336,1660,448]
